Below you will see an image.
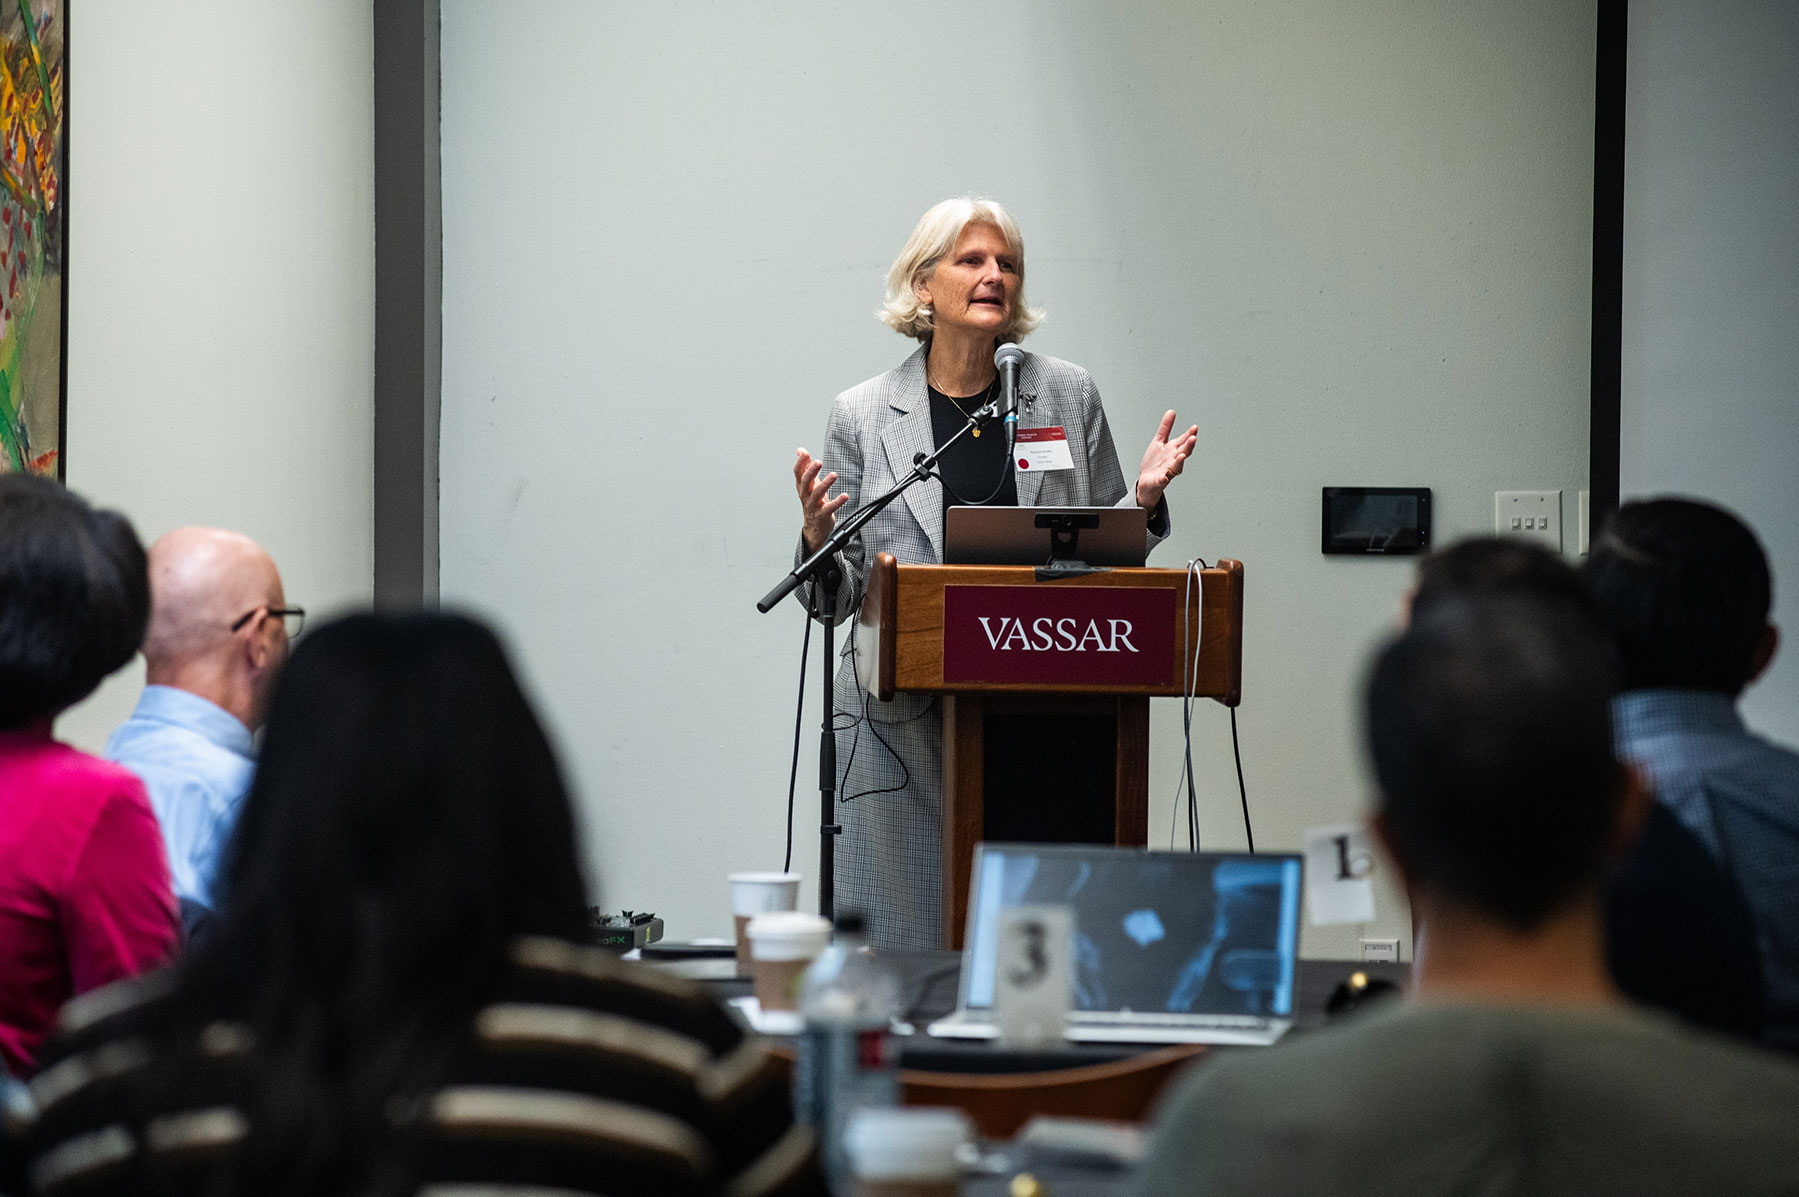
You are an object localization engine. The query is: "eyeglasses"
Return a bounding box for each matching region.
[230,605,307,639]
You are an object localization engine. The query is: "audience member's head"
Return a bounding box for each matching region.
[1411,535,1602,628]
[1366,595,1628,932]
[205,610,589,986]
[1585,497,1776,697]
[0,475,148,728]
[157,611,589,1192]
[142,526,292,729]
[1413,535,1767,1038]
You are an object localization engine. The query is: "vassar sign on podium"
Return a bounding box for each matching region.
[942,585,1178,687]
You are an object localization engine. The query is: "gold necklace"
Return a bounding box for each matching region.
[929,372,998,437]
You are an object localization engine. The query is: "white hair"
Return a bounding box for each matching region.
[877,197,1045,342]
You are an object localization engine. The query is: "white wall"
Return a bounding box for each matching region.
[440,1,1596,956]
[55,3,376,751]
[1622,1,1799,746]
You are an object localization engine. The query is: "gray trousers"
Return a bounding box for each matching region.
[831,665,944,950]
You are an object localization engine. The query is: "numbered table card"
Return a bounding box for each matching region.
[993,905,1073,1048]
[1303,823,1378,926]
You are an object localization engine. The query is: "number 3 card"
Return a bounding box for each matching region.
[994,904,1073,1047]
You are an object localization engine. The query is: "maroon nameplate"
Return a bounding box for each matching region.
[942,585,1178,687]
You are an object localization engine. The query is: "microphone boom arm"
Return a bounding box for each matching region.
[756,400,1003,614]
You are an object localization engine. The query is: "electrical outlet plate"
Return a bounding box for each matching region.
[1360,937,1399,963]
[1495,490,1563,551]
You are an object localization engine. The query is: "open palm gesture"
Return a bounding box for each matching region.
[1136,411,1198,509]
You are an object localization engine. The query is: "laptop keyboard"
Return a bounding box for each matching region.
[1073,1011,1272,1029]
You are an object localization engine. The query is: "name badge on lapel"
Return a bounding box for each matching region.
[1015,427,1074,473]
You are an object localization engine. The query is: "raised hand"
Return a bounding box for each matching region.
[1135,411,1199,510]
[795,448,850,553]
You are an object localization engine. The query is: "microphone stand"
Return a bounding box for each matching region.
[757,400,1011,923]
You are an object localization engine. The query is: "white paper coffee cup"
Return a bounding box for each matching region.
[745,910,831,1012]
[729,872,802,974]
[846,1106,970,1193]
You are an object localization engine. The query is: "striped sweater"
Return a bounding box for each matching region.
[17,936,822,1196]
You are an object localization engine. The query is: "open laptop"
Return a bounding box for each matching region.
[928,844,1304,1046]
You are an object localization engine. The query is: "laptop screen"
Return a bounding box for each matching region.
[964,844,1303,1018]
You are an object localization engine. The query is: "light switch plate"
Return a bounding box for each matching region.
[1360,937,1400,963]
[1578,490,1590,555]
[1495,491,1563,551]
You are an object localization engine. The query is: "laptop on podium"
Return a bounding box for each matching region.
[928,843,1304,1046]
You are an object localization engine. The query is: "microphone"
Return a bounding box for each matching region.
[994,342,1024,427]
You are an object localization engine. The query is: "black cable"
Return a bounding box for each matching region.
[901,962,966,1023]
[1167,759,1182,850]
[1168,572,1193,850]
[1179,689,1194,850]
[826,398,1006,810]
[784,558,910,809]
[1232,705,1254,853]
[931,385,1016,508]
[834,602,915,805]
[1173,559,1208,851]
[782,610,814,873]
[1183,674,1198,851]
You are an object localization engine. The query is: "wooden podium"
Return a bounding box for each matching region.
[856,555,1244,947]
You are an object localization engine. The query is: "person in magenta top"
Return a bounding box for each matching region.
[0,475,180,1075]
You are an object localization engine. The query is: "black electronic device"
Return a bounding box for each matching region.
[1321,487,1431,555]
[640,940,738,961]
[588,909,665,952]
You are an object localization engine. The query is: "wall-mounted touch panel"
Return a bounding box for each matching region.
[1321,488,1432,555]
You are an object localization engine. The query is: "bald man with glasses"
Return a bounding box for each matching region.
[106,527,301,935]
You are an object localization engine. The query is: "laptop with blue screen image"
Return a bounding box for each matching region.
[928,843,1304,1046]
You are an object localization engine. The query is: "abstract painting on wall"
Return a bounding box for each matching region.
[0,0,62,479]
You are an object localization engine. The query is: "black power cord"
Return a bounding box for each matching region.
[836,625,915,803]
[1167,558,1255,854]
[782,609,813,873]
[1171,559,1208,851]
[783,569,918,879]
[931,383,1015,509]
[1232,705,1253,853]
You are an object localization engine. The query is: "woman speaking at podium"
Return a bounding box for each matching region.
[791,197,1198,949]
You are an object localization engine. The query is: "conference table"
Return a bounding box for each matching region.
[704,950,1410,1195]
[711,948,1406,1049]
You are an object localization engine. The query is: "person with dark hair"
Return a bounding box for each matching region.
[1412,537,1764,1039]
[0,475,180,1075]
[1132,597,1799,1197]
[1409,534,1605,623]
[19,612,820,1197]
[1586,497,1799,1051]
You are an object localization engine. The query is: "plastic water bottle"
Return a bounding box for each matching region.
[793,913,902,1192]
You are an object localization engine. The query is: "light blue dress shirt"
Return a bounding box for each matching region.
[104,685,256,912]
[1615,687,1799,1050]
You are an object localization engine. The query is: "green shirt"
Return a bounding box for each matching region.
[1132,1001,1799,1197]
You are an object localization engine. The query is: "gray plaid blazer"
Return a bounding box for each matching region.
[793,343,1172,947]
